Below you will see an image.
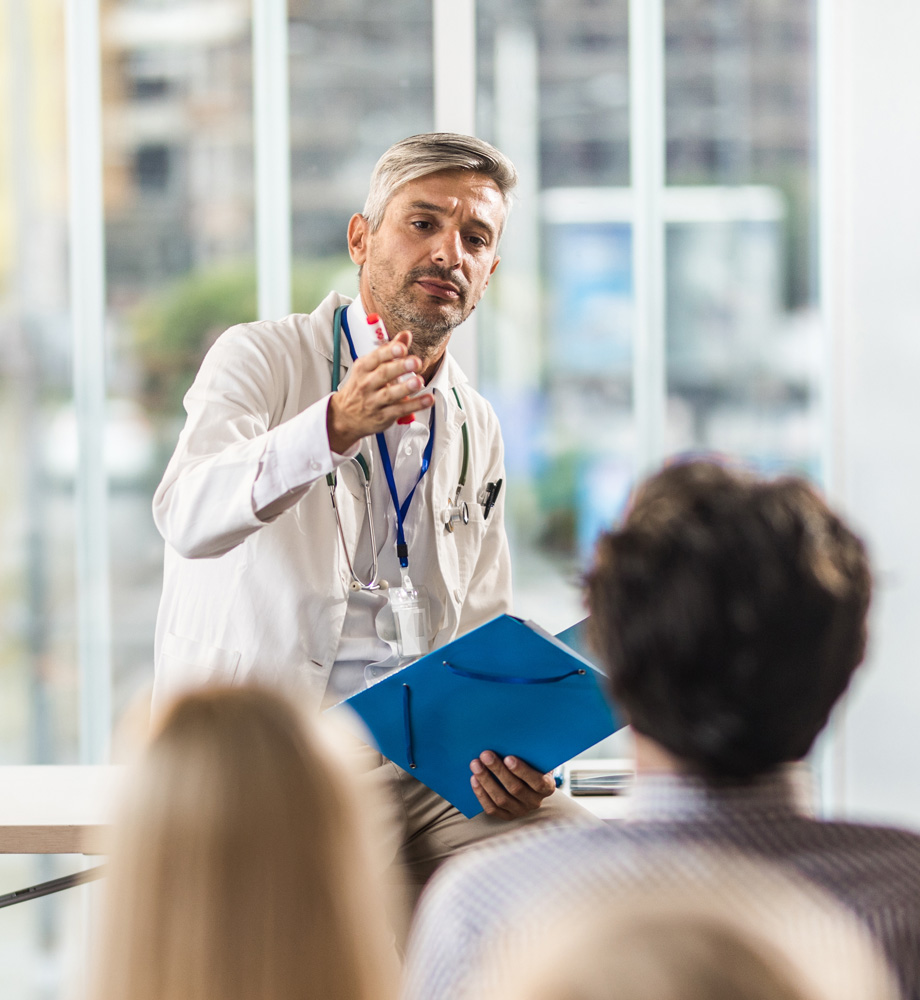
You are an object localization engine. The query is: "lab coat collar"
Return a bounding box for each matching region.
[309,290,351,365]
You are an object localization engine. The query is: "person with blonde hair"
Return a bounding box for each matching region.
[90,684,398,1000]
[479,853,899,1000]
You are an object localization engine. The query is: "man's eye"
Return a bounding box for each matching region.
[467,235,487,248]
[412,220,432,230]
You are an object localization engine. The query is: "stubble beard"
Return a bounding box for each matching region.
[372,265,474,358]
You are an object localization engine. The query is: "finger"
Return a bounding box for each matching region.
[502,755,556,799]
[472,754,542,814]
[377,374,424,404]
[381,394,435,428]
[348,339,408,376]
[470,773,516,820]
[352,348,420,389]
[373,386,434,419]
[338,387,433,440]
[478,752,545,808]
[364,330,412,368]
[479,750,556,808]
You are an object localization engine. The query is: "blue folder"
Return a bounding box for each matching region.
[328,614,620,818]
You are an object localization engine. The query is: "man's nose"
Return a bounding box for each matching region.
[431,228,463,268]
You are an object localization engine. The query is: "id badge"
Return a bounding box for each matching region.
[387,576,431,659]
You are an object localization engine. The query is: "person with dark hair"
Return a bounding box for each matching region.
[587,461,871,784]
[404,460,920,1000]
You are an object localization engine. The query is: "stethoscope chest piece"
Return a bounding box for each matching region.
[441,499,469,532]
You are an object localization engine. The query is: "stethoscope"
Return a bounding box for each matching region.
[326,305,471,592]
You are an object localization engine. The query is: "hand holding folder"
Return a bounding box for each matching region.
[327,615,620,817]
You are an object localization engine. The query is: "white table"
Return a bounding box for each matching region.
[0,766,122,855]
[0,759,634,853]
[0,758,630,906]
[0,759,635,852]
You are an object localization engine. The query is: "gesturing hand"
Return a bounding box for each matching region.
[470,751,556,820]
[326,331,435,454]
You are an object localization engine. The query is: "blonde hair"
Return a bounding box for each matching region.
[362,132,518,235]
[481,853,897,1000]
[91,685,398,1000]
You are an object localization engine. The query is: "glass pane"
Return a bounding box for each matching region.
[663,0,820,475]
[476,1,632,637]
[1,1,84,992]
[102,0,436,722]
[0,855,92,999]
[99,0,437,712]
[101,0,259,723]
[0,0,77,766]
[289,0,433,267]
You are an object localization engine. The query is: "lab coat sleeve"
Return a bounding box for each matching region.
[153,321,338,559]
[251,397,360,519]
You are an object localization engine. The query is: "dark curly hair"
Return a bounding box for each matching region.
[584,460,872,782]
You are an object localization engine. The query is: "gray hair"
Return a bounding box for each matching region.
[362,132,518,237]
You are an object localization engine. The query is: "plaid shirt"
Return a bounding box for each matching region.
[404,769,920,1000]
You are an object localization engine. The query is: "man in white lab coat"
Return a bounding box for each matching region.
[152,133,597,906]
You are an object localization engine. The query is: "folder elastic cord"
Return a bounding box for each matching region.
[443,661,587,685]
[402,683,416,768]
[400,661,589,771]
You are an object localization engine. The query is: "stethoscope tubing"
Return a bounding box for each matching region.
[328,466,382,591]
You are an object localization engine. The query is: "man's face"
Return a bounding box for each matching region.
[348,169,504,355]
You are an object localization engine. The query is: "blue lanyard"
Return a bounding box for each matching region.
[340,309,436,571]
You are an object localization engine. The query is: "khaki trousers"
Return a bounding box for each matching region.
[347,738,604,932]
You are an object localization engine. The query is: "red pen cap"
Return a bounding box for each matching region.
[366,312,389,345]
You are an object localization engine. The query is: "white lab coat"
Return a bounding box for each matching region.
[151,291,512,710]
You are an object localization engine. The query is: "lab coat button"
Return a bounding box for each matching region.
[453,588,462,602]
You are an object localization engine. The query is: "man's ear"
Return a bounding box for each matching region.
[347,214,370,265]
[483,254,501,289]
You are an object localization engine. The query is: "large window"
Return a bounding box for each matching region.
[0,1,828,996]
[0,0,822,765]
[474,0,820,640]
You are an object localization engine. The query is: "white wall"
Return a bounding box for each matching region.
[833,0,920,828]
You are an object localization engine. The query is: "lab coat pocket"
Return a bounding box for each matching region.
[159,631,241,695]
[449,503,489,592]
